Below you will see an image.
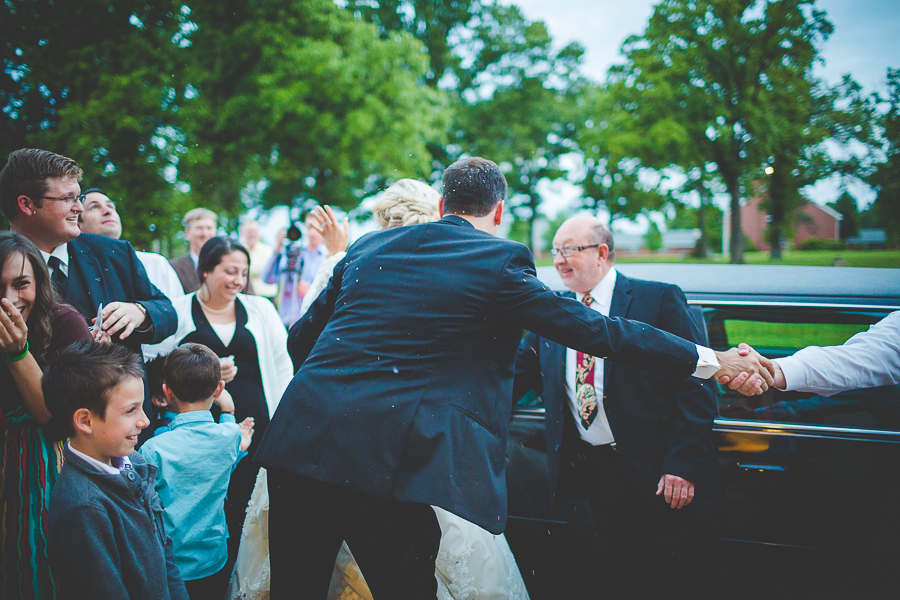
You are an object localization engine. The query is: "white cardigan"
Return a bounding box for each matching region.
[147,293,294,417]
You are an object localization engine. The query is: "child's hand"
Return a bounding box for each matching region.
[214,388,235,413]
[239,417,255,452]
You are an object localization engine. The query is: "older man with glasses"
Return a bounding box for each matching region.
[0,148,177,440]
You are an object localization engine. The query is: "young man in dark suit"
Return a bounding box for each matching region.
[0,148,177,440]
[255,157,772,599]
[514,215,721,597]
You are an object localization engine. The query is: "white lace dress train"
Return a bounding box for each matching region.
[228,470,530,600]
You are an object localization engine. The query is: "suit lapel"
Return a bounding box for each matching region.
[604,274,632,390]
[66,240,104,316]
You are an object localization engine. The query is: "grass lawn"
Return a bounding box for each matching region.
[535,249,900,268]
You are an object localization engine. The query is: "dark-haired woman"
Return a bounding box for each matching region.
[0,231,92,599]
[153,236,293,570]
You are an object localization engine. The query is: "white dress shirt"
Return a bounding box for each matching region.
[774,310,900,397]
[40,244,70,278]
[565,269,618,445]
[136,251,185,299]
[68,442,132,474]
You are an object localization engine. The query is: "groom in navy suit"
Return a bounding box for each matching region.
[256,157,772,599]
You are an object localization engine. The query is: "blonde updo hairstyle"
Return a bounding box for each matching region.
[373,179,440,230]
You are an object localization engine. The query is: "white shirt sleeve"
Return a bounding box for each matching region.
[692,344,720,379]
[774,311,900,397]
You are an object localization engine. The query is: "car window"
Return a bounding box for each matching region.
[705,307,900,432]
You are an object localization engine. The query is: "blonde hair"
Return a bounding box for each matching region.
[182,207,218,227]
[373,179,439,229]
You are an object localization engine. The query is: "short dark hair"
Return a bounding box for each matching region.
[197,236,250,284]
[43,342,145,441]
[0,149,83,222]
[163,343,221,403]
[145,355,166,400]
[441,157,507,218]
[82,187,106,196]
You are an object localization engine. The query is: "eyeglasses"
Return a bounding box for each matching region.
[550,244,600,258]
[40,193,86,206]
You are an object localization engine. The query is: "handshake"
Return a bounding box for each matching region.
[712,344,781,396]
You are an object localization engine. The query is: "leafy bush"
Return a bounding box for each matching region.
[799,237,846,251]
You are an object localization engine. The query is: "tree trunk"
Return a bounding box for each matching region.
[725,173,744,264]
[696,199,709,259]
[770,228,783,259]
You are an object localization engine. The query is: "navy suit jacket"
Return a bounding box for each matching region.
[513,274,722,518]
[255,217,701,533]
[62,234,177,355]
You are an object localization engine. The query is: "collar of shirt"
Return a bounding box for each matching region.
[167,410,216,430]
[40,243,70,270]
[190,251,199,268]
[67,441,133,474]
[576,267,617,315]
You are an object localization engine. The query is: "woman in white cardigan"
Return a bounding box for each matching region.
[152,236,293,569]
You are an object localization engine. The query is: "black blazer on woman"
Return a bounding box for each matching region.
[256,216,701,533]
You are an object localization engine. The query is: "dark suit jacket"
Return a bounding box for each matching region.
[513,274,722,518]
[170,253,254,295]
[63,234,177,355]
[255,216,701,533]
[169,254,199,294]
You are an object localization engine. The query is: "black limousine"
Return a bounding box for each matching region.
[504,264,900,599]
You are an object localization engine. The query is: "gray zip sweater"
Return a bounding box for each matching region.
[49,447,188,600]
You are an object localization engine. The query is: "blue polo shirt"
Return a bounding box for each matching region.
[138,411,246,580]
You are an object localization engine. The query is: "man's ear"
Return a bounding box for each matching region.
[151,394,169,409]
[438,197,444,217]
[598,243,610,262]
[72,408,94,436]
[16,195,35,217]
[493,200,504,226]
[211,380,226,399]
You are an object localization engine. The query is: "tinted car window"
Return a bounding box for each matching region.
[705,307,900,431]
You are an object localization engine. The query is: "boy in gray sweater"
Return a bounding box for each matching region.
[45,342,188,600]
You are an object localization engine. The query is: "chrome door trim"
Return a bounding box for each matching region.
[714,418,900,443]
[687,300,900,310]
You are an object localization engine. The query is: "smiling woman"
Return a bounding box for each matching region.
[0,231,92,600]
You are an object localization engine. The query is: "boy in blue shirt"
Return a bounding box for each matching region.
[139,343,254,600]
[45,342,188,600]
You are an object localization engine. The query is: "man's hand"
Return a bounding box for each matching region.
[220,357,237,383]
[99,302,150,340]
[714,343,775,395]
[214,388,235,413]
[656,474,695,509]
[719,343,787,392]
[239,417,255,452]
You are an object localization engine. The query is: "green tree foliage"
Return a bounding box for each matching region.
[869,69,900,245]
[1,0,186,247]
[453,4,586,252]
[605,0,833,263]
[177,0,448,219]
[828,192,860,240]
[344,0,478,88]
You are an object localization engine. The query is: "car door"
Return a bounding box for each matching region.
[705,305,900,586]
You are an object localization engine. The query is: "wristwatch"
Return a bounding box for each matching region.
[134,302,148,318]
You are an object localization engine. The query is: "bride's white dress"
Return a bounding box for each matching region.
[227,469,531,600]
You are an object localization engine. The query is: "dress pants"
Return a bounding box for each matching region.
[572,440,714,598]
[267,467,442,600]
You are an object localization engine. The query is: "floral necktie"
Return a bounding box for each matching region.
[575,293,598,429]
